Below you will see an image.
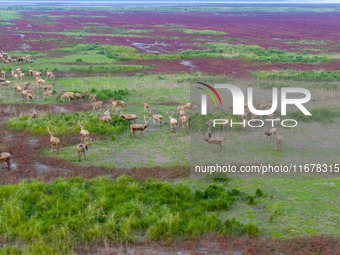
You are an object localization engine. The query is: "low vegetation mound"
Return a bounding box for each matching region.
[0,176,260,254]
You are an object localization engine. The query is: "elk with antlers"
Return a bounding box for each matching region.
[148,112,163,126]
[47,127,60,154]
[120,112,138,124]
[0,152,11,170]
[199,130,225,152]
[167,112,178,133]
[77,143,89,162]
[78,121,90,143]
[130,116,150,138]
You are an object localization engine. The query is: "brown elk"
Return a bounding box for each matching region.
[111,98,125,111]
[29,108,38,118]
[98,115,112,124]
[0,152,11,170]
[144,100,149,112]
[91,101,103,111]
[78,121,90,142]
[88,92,97,101]
[120,112,138,124]
[263,128,277,140]
[74,92,87,103]
[167,112,178,133]
[22,90,34,103]
[148,112,163,126]
[60,91,75,102]
[276,135,283,151]
[0,70,5,78]
[178,102,191,110]
[42,90,53,99]
[199,130,225,152]
[130,116,150,138]
[47,127,60,154]
[1,80,11,88]
[43,82,54,91]
[77,143,89,162]
[180,114,189,130]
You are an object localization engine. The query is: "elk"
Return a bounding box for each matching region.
[167,112,178,133]
[48,73,55,81]
[104,108,110,116]
[130,116,150,138]
[148,112,163,126]
[91,101,103,111]
[0,70,5,78]
[78,121,90,143]
[60,91,75,102]
[276,135,283,151]
[36,77,46,87]
[0,152,11,170]
[19,73,25,80]
[88,92,96,101]
[74,92,87,103]
[199,130,225,152]
[144,100,149,112]
[47,127,60,154]
[29,68,35,77]
[42,90,53,99]
[1,80,11,87]
[110,98,125,111]
[178,102,191,110]
[97,114,112,124]
[77,143,89,162]
[29,108,38,118]
[263,128,277,140]
[120,112,138,124]
[15,85,23,94]
[180,114,189,130]
[22,90,34,103]
[43,82,54,91]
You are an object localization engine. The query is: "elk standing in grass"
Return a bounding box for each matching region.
[144,100,149,112]
[98,115,112,124]
[111,98,125,112]
[74,91,86,103]
[77,143,89,162]
[43,82,54,91]
[148,112,163,126]
[167,112,178,133]
[199,130,225,152]
[60,91,75,102]
[0,152,11,170]
[42,90,53,99]
[91,101,103,111]
[276,135,283,151]
[88,92,97,101]
[78,121,90,143]
[180,114,189,130]
[47,127,60,155]
[120,112,138,124]
[130,116,150,138]
[263,128,277,141]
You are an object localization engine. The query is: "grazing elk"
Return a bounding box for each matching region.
[130,116,150,138]
[167,112,178,133]
[148,112,163,126]
[74,92,87,103]
[0,152,11,170]
[78,121,90,143]
[98,115,112,124]
[180,114,189,130]
[263,128,277,140]
[110,98,125,112]
[77,143,89,162]
[60,91,75,102]
[91,101,103,111]
[22,90,34,103]
[43,82,54,91]
[144,100,149,112]
[120,112,138,124]
[1,80,11,88]
[199,130,225,152]
[47,127,60,154]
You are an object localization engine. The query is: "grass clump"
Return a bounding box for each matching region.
[169,28,227,35]
[6,111,128,136]
[0,176,259,253]
[289,108,340,123]
[252,69,340,81]
[69,88,129,101]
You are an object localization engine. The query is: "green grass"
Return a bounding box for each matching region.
[285,40,328,45]
[0,22,15,26]
[169,29,227,35]
[252,69,340,81]
[23,38,63,42]
[0,10,23,21]
[6,111,128,136]
[154,23,185,27]
[0,176,259,254]
[181,176,340,237]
